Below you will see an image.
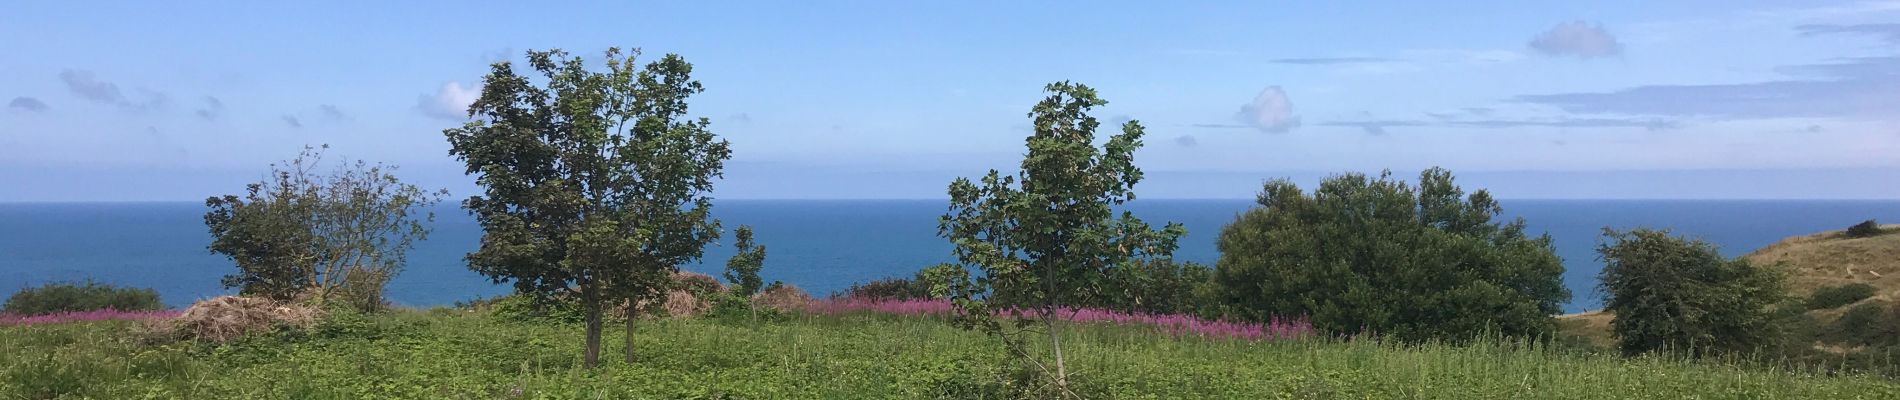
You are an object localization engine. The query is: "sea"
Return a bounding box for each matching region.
[3,199,1898,313]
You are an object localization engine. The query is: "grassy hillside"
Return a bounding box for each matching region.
[1559,224,1900,357]
[5,309,1900,399]
[1745,223,1900,299]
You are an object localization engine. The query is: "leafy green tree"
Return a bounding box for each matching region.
[723,225,766,297]
[444,47,731,368]
[205,145,442,310]
[1213,169,1569,341]
[1597,228,1788,357]
[938,82,1184,396]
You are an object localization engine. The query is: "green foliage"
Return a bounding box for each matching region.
[1823,302,1894,346]
[838,277,931,300]
[487,294,587,325]
[445,47,732,367]
[204,144,443,310]
[1809,283,1879,310]
[1096,259,1215,316]
[2,280,162,316]
[1598,228,1789,357]
[938,82,1185,393]
[1212,168,1571,342]
[1846,219,1886,238]
[5,311,1900,398]
[722,225,767,297]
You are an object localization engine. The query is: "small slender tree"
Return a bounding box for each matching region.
[724,225,767,298]
[939,82,1184,396]
[1597,228,1788,357]
[445,47,730,368]
[205,145,442,310]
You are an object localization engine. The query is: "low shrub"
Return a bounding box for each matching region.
[1846,219,1886,238]
[2,280,163,316]
[1823,302,1894,346]
[1808,283,1879,310]
[836,278,928,300]
[486,294,586,324]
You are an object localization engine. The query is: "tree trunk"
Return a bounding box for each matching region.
[634,297,649,363]
[583,289,603,369]
[1045,313,1070,397]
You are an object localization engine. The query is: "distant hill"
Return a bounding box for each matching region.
[1559,223,1900,350]
[1744,223,1900,299]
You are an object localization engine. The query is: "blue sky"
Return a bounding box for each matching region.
[3,1,1898,201]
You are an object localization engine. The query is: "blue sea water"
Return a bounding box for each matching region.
[3,200,1897,313]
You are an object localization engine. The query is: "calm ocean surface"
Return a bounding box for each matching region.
[3,199,1897,313]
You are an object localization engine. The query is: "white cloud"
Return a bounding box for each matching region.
[416,81,482,120]
[1235,86,1301,133]
[1529,21,1623,58]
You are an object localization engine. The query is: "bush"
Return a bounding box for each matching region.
[1213,168,1571,341]
[2,280,163,316]
[1598,228,1788,357]
[1823,302,1892,346]
[837,277,931,301]
[1808,283,1879,310]
[1847,219,1886,238]
[486,294,586,324]
[1097,259,1214,316]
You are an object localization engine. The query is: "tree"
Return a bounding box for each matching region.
[1212,169,1570,342]
[1846,219,1885,238]
[938,82,1184,396]
[205,145,442,311]
[1597,228,1787,357]
[444,47,731,368]
[723,225,766,297]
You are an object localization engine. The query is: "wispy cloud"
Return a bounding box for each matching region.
[1174,135,1198,147]
[319,104,347,121]
[281,115,302,128]
[59,69,165,111]
[194,96,224,120]
[1320,116,1678,134]
[1269,57,1394,65]
[7,97,48,112]
[1796,23,1900,43]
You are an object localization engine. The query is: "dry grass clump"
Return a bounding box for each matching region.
[752,284,812,312]
[153,296,321,343]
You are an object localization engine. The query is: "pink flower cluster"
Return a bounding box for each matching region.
[807,298,1310,341]
[0,309,180,327]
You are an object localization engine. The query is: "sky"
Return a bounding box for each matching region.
[2,1,1898,201]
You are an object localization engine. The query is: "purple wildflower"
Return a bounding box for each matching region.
[805,298,1311,341]
[0,309,180,327]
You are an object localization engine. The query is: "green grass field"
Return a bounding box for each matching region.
[4,309,1898,399]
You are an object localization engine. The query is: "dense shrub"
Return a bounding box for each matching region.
[837,277,931,301]
[1808,283,1879,310]
[1097,259,1216,316]
[751,284,813,313]
[2,280,163,316]
[1823,302,1893,346]
[1846,219,1886,238]
[1213,168,1570,342]
[485,294,586,324]
[1598,228,1788,357]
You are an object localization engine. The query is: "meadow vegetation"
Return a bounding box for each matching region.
[6,44,1899,398]
[8,304,1900,399]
